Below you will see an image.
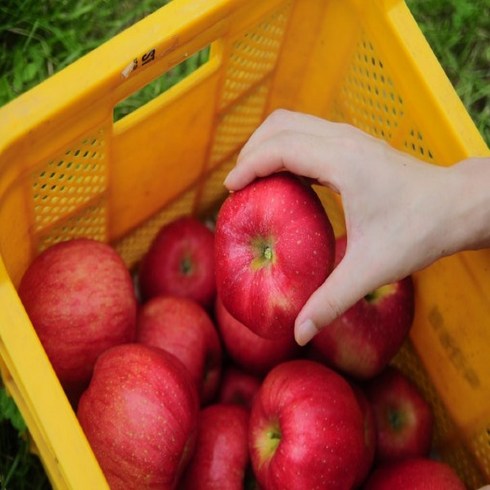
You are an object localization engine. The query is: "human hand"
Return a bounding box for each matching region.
[224,109,488,345]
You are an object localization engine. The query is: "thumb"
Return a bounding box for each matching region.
[294,254,376,346]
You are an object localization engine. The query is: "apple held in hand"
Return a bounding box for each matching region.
[364,457,466,490]
[136,295,222,405]
[180,403,251,490]
[249,359,365,490]
[77,343,199,490]
[18,238,137,404]
[139,216,216,309]
[215,295,301,375]
[364,366,434,463]
[311,234,415,379]
[215,172,335,339]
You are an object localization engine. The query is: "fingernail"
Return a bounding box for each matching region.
[223,170,235,189]
[295,319,318,346]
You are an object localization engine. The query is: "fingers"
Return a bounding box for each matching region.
[239,109,335,156]
[293,269,356,346]
[225,132,321,189]
[224,130,356,193]
[224,109,350,191]
[293,246,383,346]
[223,108,435,347]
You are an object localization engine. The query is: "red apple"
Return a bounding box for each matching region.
[311,234,415,379]
[218,365,262,410]
[249,359,365,489]
[138,216,216,309]
[180,403,251,490]
[77,343,199,490]
[215,172,335,339]
[350,383,377,487]
[364,366,434,463]
[214,295,301,375]
[136,295,222,405]
[364,457,466,489]
[18,238,137,404]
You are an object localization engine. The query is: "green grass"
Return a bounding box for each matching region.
[0,390,49,490]
[0,0,170,106]
[0,0,210,121]
[0,0,488,487]
[406,0,489,144]
[1,0,488,142]
[0,0,488,140]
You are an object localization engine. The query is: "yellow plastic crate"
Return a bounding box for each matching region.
[0,0,488,488]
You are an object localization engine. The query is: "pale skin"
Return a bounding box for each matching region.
[224,109,490,346]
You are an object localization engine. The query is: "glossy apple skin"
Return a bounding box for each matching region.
[214,295,301,375]
[364,457,466,490]
[364,366,434,463]
[136,295,222,405]
[18,238,137,404]
[249,359,365,490]
[139,216,216,309]
[180,403,250,490]
[218,365,262,410]
[77,343,199,490]
[215,172,335,339]
[311,235,415,379]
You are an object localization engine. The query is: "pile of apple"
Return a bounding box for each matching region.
[18,172,466,489]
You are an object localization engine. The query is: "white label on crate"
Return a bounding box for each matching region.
[121,49,157,78]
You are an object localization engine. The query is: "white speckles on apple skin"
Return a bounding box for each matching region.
[311,270,415,379]
[215,172,336,340]
[77,344,199,489]
[249,360,365,489]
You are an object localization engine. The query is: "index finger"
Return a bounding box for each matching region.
[239,109,336,158]
[224,130,341,190]
[224,109,368,191]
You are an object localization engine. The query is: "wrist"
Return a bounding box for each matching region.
[444,157,490,253]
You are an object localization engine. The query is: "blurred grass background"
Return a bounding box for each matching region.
[0,0,488,141]
[0,0,488,487]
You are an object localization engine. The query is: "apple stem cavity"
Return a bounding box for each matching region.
[256,420,282,463]
[251,238,276,271]
[264,246,273,261]
[180,256,194,276]
[388,407,406,432]
[364,284,396,304]
[265,425,282,454]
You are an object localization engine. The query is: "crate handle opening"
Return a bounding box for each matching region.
[113,45,211,122]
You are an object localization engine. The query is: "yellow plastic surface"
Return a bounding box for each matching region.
[0,0,488,488]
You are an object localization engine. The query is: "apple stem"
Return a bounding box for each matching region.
[256,420,282,463]
[364,284,396,303]
[265,424,282,455]
[268,427,281,441]
[388,408,405,431]
[250,238,276,270]
[180,256,193,276]
[364,291,377,302]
